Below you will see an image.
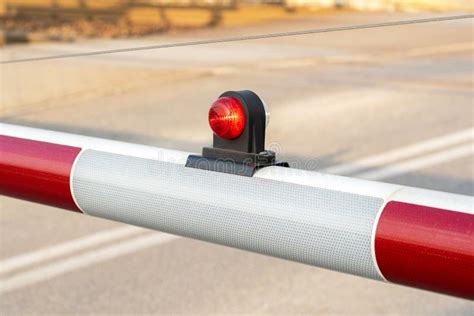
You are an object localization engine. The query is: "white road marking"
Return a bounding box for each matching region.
[0,233,179,294]
[1,129,472,293]
[0,226,144,275]
[321,128,474,175]
[356,143,473,181]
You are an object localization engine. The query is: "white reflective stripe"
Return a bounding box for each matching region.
[69,149,86,213]
[256,166,401,282]
[369,197,393,282]
[72,149,385,280]
[0,123,191,164]
[254,166,402,200]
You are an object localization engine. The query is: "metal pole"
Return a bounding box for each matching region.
[1,123,472,299]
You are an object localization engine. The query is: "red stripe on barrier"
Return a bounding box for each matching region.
[375,201,474,299]
[0,135,82,212]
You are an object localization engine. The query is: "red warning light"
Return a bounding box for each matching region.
[208,97,246,140]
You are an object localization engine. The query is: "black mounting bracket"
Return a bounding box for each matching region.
[185,90,288,177]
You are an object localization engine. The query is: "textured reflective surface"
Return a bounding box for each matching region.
[73,149,384,279]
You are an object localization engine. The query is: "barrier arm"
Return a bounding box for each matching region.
[0,93,472,301]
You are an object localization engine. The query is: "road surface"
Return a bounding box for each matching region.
[1,12,473,315]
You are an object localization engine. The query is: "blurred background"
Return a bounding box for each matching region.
[0,0,472,44]
[1,0,473,315]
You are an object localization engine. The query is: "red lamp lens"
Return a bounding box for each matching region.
[208,97,246,140]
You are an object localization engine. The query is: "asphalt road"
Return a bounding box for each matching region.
[1,12,473,315]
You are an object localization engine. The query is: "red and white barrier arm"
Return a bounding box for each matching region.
[1,123,473,299]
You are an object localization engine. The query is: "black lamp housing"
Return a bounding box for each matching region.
[186,90,288,176]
